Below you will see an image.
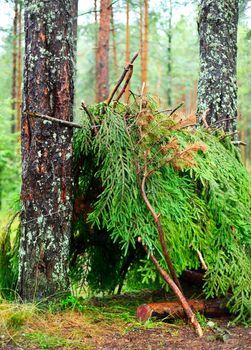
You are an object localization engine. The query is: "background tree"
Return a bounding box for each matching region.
[197,0,239,132]
[11,0,17,134]
[96,0,111,102]
[18,0,78,301]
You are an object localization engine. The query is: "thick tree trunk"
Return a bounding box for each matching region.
[18,0,78,301]
[197,0,239,132]
[96,0,111,102]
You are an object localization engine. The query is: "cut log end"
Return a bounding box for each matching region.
[136,303,153,321]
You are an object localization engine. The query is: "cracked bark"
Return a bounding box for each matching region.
[197,0,239,132]
[18,0,78,301]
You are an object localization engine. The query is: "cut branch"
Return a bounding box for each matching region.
[26,111,83,129]
[197,250,208,271]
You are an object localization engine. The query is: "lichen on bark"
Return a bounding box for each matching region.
[18,0,78,301]
[197,0,239,132]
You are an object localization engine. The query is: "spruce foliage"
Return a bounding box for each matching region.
[73,96,251,324]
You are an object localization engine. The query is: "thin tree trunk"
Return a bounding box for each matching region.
[111,6,118,79]
[141,0,148,94]
[197,0,239,132]
[124,0,130,102]
[167,0,172,106]
[94,0,98,100]
[16,1,22,133]
[96,0,111,102]
[139,0,143,88]
[19,0,78,301]
[11,0,18,134]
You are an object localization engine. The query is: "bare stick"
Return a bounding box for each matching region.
[197,250,208,271]
[154,108,172,116]
[114,65,133,107]
[80,101,98,135]
[202,108,210,129]
[143,244,203,337]
[107,52,139,105]
[232,140,247,146]
[169,102,184,117]
[26,111,83,129]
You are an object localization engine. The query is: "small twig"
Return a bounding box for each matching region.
[179,123,197,130]
[26,111,83,129]
[211,117,235,126]
[169,102,184,117]
[154,108,172,116]
[201,108,210,129]
[197,250,208,271]
[107,52,139,105]
[78,9,100,17]
[108,0,119,9]
[232,140,247,146]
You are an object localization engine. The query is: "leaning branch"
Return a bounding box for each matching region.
[114,65,133,107]
[143,244,203,337]
[107,52,139,105]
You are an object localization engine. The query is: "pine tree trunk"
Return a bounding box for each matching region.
[18,0,78,301]
[11,0,18,134]
[124,0,130,102]
[197,0,239,132]
[139,0,143,88]
[96,0,111,102]
[141,0,148,94]
[111,6,118,80]
[167,0,172,106]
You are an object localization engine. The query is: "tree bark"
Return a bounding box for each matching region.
[197,0,239,132]
[96,0,111,102]
[18,0,78,301]
[111,5,118,80]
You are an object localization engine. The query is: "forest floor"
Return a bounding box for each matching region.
[0,291,251,350]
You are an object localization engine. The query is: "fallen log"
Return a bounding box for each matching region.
[136,299,229,321]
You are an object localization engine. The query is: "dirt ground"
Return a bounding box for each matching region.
[97,322,251,350]
[1,318,251,350]
[1,292,251,350]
